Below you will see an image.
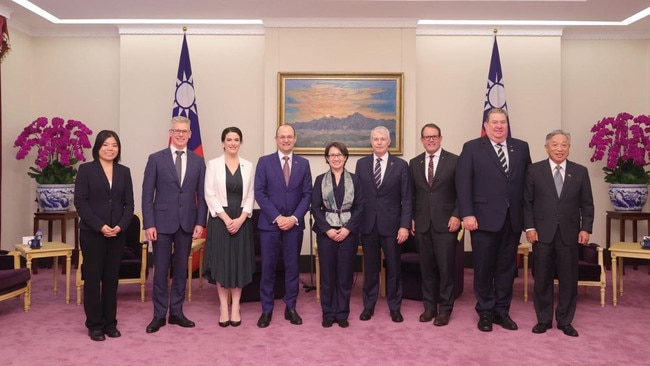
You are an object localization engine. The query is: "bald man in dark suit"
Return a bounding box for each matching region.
[524,130,594,337]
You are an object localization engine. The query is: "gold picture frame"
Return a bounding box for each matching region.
[278,72,403,155]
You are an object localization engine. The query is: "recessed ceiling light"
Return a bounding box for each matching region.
[11,0,263,25]
[417,6,650,27]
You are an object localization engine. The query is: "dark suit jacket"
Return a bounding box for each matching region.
[254,152,312,231]
[524,159,594,243]
[74,160,134,232]
[456,136,531,233]
[141,148,207,234]
[355,154,411,236]
[409,150,459,234]
[311,171,363,235]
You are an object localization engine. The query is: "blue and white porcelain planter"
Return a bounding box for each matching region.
[36,184,75,212]
[608,184,649,211]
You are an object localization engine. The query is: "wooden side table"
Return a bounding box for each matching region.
[605,211,650,273]
[14,241,73,306]
[610,242,650,306]
[33,211,79,274]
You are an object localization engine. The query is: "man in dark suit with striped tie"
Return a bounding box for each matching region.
[456,108,531,332]
[524,130,594,337]
[355,126,411,323]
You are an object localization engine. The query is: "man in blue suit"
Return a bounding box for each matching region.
[456,108,531,332]
[254,124,312,328]
[142,116,207,333]
[356,126,411,323]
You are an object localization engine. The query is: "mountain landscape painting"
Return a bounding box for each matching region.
[279,73,403,154]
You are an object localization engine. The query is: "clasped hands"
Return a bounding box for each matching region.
[100,225,121,237]
[326,227,350,242]
[276,215,297,231]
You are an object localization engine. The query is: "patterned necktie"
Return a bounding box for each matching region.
[283,156,290,186]
[427,154,434,188]
[554,165,563,197]
[175,151,184,183]
[496,143,508,173]
[374,157,382,188]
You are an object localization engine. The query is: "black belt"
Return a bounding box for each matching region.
[324,208,351,214]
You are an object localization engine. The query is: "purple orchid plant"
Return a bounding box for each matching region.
[14,117,93,184]
[589,112,650,184]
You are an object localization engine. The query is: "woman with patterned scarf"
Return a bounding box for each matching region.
[311,141,364,328]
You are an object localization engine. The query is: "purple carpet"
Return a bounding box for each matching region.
[1,266,647,365]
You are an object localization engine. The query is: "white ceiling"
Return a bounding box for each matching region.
[1,0,650,37]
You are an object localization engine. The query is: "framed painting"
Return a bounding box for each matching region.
[278,73,403,155]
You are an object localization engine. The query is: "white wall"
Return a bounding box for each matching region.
[2,27,650,253]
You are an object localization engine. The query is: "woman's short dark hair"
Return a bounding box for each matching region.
[324,141,349,162]
[221,126,243,143]
[92,130,122,163]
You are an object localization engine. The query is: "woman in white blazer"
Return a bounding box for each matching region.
[204,126,255,327]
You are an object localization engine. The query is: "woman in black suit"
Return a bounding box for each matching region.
[311,142,363,328]
[74,130,134,341]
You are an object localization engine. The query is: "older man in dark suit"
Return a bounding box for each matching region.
[524,130,594,337]
[356,126,411,323]
[254,124,312,328]
[456,108,531,332]
[409,123,460,327]
[142,116,207,333]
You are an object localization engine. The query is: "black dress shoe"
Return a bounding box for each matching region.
[146,317,166,333]
[218,320,230,328]
[558,324,579,337]
[284,308,303,325]
[532,322,552,334]
[88,329,105,342]
[169,314,195,328]
[493,314,518,330]
[359,309,373,321]
[322,319,334,328]
[257,312,272,328]
[434,313,450,326]
[229,320,241,327]
[103,328,121,338]
[419,309,437,322]
[337,319,349,328]
[478,314,493,332]
[390,310,404,323]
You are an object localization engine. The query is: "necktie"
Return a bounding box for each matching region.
[427,154,434,188]
[374,157,382,188]
[554,165,563,197]
[283,156,290,186]
[496,143,508,173]
[175,151,184,183]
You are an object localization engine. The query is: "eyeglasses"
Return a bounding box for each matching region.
[422,135,441,141]
[327,154,344,159]
[170,129,190,135]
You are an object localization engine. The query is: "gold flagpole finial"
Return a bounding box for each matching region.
[493,28,498,35]
[182,26,188,33]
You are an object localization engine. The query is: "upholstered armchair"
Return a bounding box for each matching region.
[0,250,31,311]
[76,213,148,304]
[572,243,606,307]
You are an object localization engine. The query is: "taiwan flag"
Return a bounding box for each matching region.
[481,35,510,137]
[172,33,204,157]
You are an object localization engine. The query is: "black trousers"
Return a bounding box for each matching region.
[80,229,125,331]
[533,229,579,326]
